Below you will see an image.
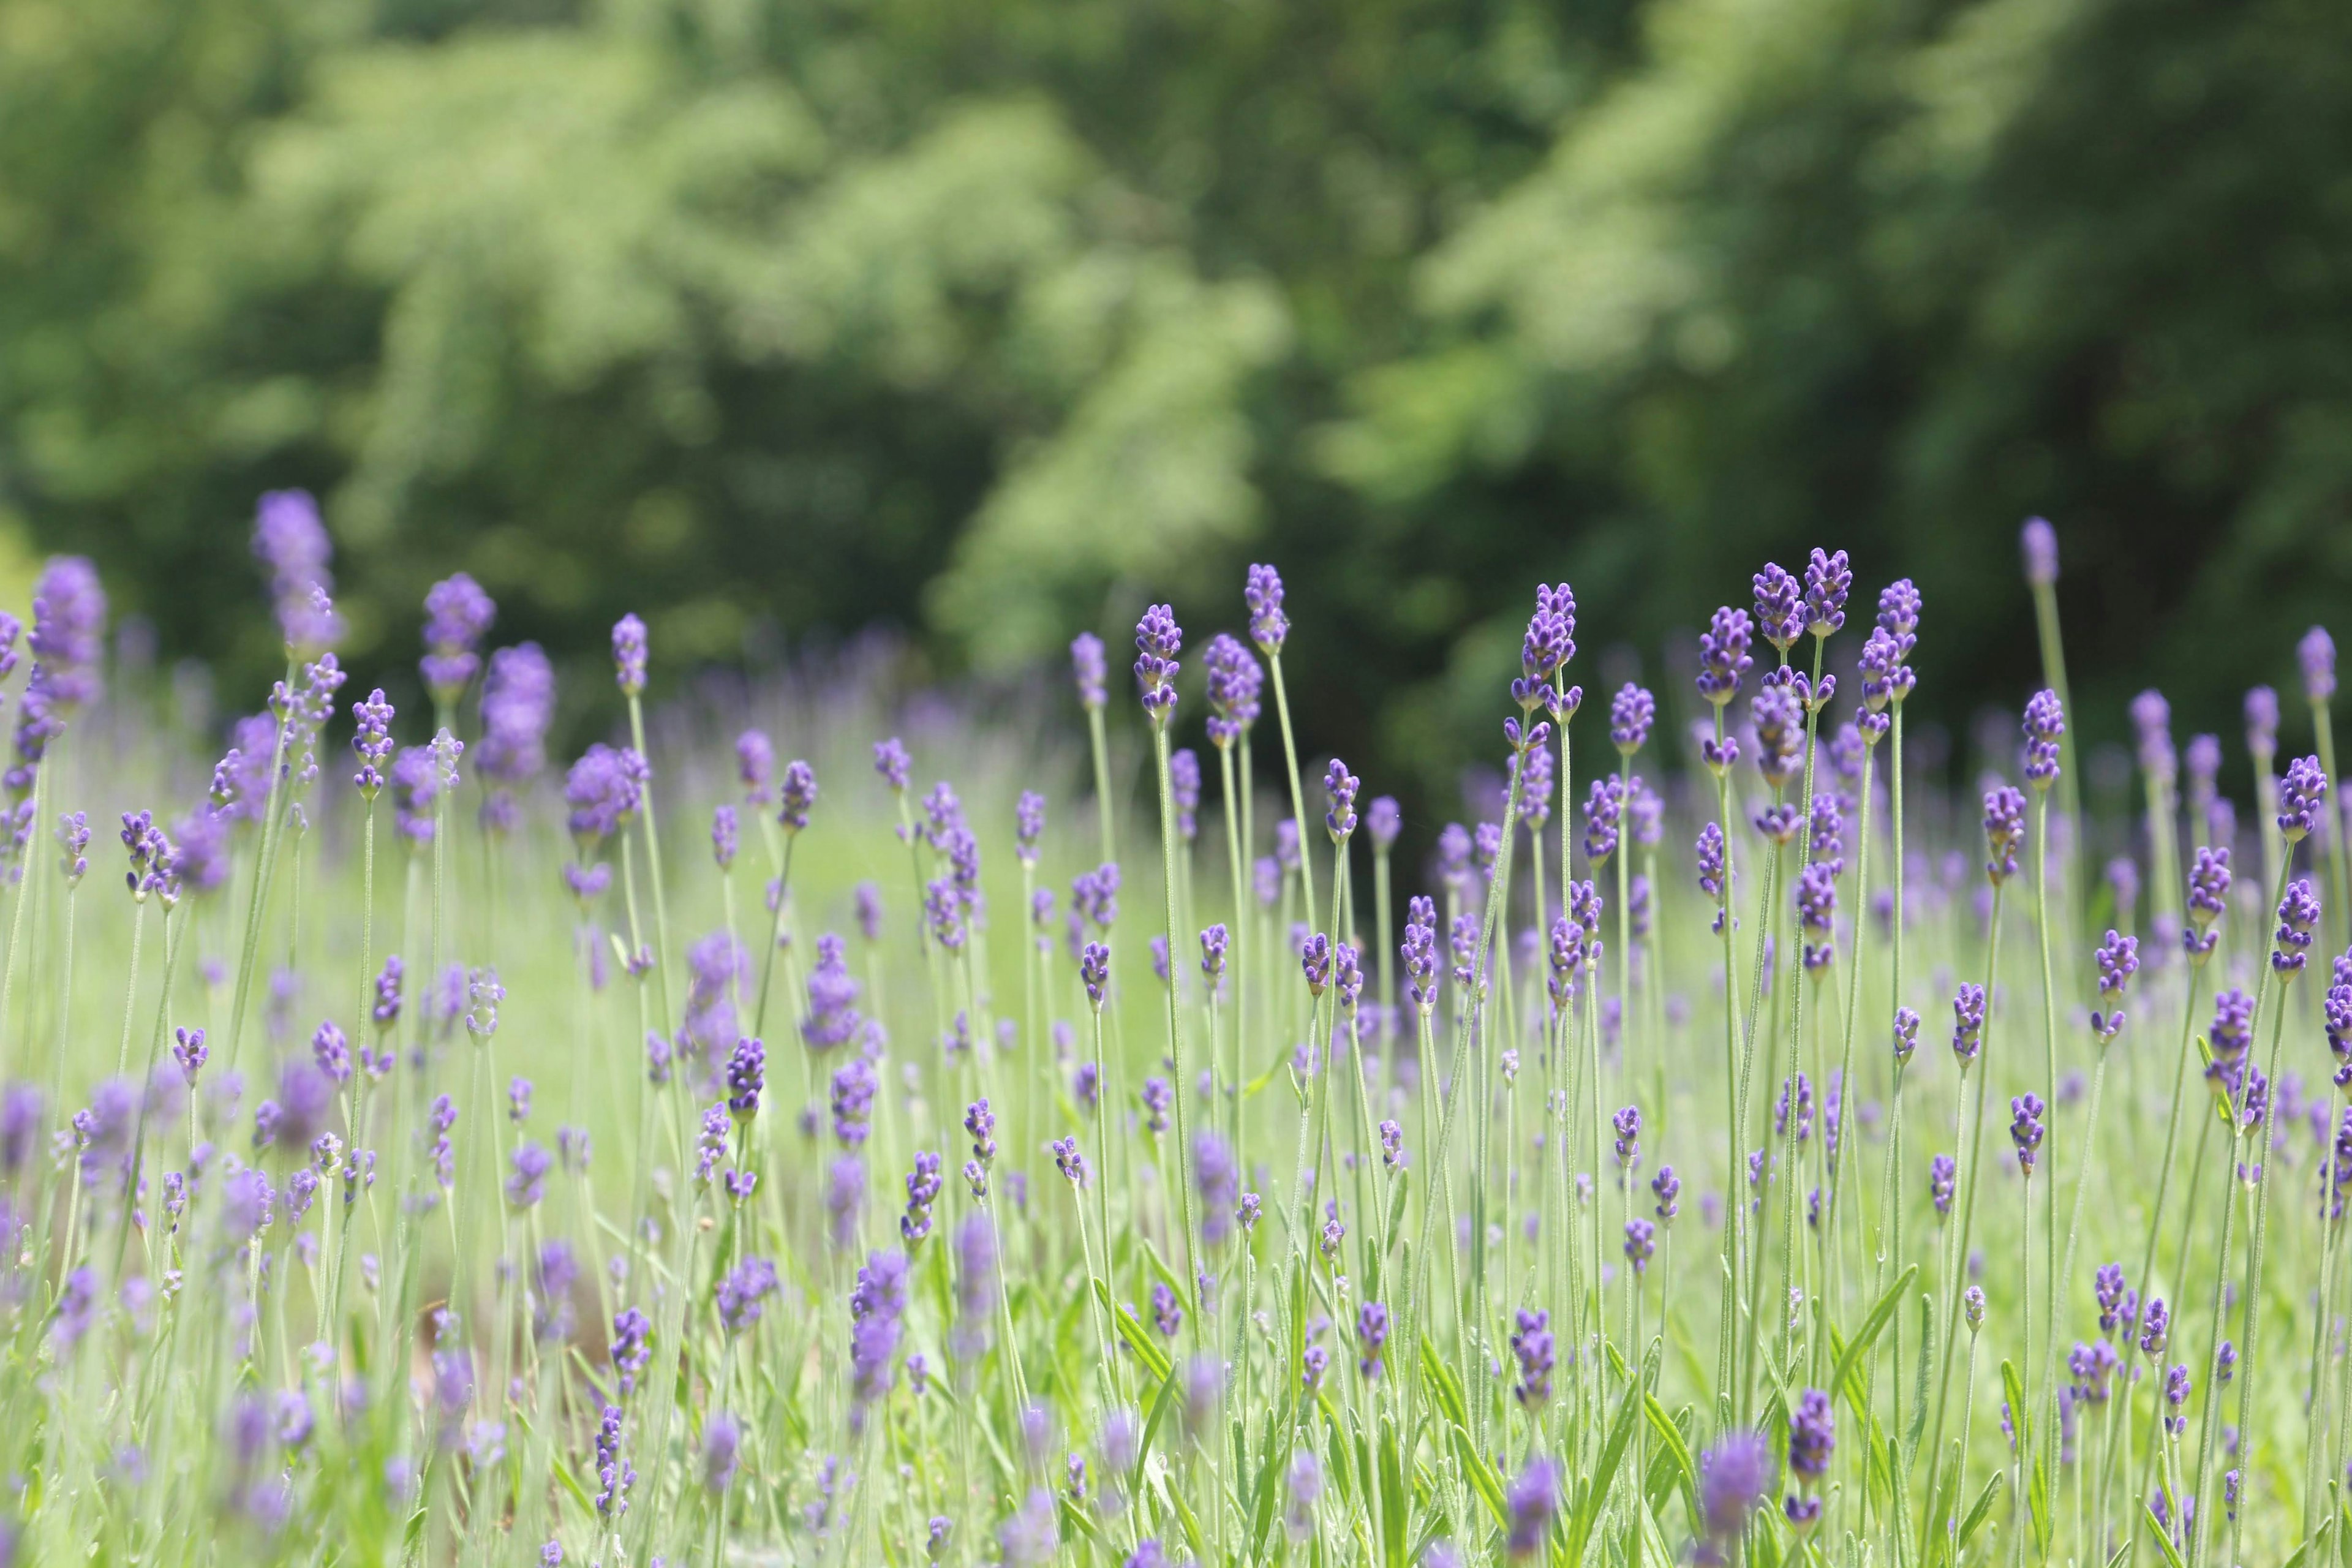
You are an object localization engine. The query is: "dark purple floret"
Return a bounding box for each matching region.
[1245,564,1289,655]
[2143,1297,2172,1355]
[611,614,648,697]
[1751,685,1803,791]
[2023,689,2065,788]
[1803,548,1851,636]
[1950,984,1986,1066]
[1134,605,1183,725]
[1983,786,2026,884]
[1080,941,1111,1010]
[831,1058,878,1147]
[1510,1308,1555,1407]
[716,1256,779,1334]
[1324,757,1359,841]
[1512,584,1576,711]
[2010,1093,2048,1177]
[1929,1153,1956,1216]
[2302,626,2338,704]
[1401,897,1438,1011]
[1787,1387,1834,1482]
[1624,1218,1656,1272]
[2280,755,2329,842]
[1300,932,1332,996]
[1583,775,1623,864]
[1608,683,1656,753]
[2275,878,2321,975]
[1355,1301,1389,1379]
[2095,1264,2132,1335]
[1697,606,1754,707]
[1752,563,1804,653]
[778,760,817,832]
[725,1036,766,1118]
[1199,923,1229,986]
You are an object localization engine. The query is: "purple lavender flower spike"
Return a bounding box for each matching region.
[1697,607,1754,706]
[2132,690,2176,785]
[1202,632,1263,745]
[1512,584,1576,711]
[2275,879,2321,976]
[1503,1458,1559,1558]
[1080,941,1111,1011]
[734,729,774,802]
[1134,605,1182,725]
[778,760,817,833]
[1170,749,1201,842]
[1609,684,1655,755]
[1929,1153,1956,1216]
[2023,689,2065,789]
[2021,517,2059,586]
[1583,775,1623,864]
[1951,983,1986,1068]
[1624,1218,1656,1273]
[1245,564,1289,655]
[252,495,340,652]
[1983,786,2026,884]
[2302,626,2338,704]
[873,737,911,794]
[30,556,108,712]
[1510,1309,1555,1407]
[2010,1093,2047,1177]
[1803,548,1850,636]
[420,574,496,702]
[1752,563,1804,654]
[1324,758,1359,842]
[2280,755,2329,842]
[1696,1431,1770,1564]
[477,644,554,802]
[1752,685,1803,791]
[611,614,648,696]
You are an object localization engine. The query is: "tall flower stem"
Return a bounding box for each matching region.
[0,756,46,1076]
[624,692,676,1033]
[1266,650,1319,944]
[1218,742,1247,1150]
[1921,882,2005,1552]
[224,657,298,1072]
[2031,790,2064,1509]
[2220,924,2308,1568]
[2094,957,2206,1548]
[1087,703,1117,870]
[1709,703,1744,1420]
[2315,699,2351,957]
[2027,568,2086,927]
[1150,722,1204,1346]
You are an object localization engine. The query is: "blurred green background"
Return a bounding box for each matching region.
[6,0,2351,805]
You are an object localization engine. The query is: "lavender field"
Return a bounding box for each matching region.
[0,507,2343,1567]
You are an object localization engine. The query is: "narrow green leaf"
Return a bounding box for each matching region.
[2144,1502,2188,1568]
[1999,1358,2030,1453]
[1096,1278,1174,1385]
[1643,1396,1699,1526]
[1957,1469,2005,1553]
[1450,1423,1508,1528]
[1830,1264,1917,1410]
[1420,1335,1468,1430]
[1566,1380,1643,1563]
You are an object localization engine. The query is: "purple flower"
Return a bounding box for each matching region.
[1401,897,1438,1011]
[1513,584,1577,710]
[1504,1458,1560,1558]
[1753,562,1804,652]
[778,760,817,833]
[951,1212,999,1358]
[1697,1431,1771,1562]
[1134,605,1183,725]
[2010,1093,2047,1177]
[831,1058,878,1147]
[804,935,865,1052]
[611,614,648,697]
[1245,564,1289,654]
[563,744,647,846]
[2275,880,2322,976]
[1300,932,1332,996]
[1752,685,1803,791]
[1080,941,1111,1011]
[1510,1309,1555,1407]
[715,1256,780,1333]
[1366,795,1401,851]
[1610,683,1656,753]
[2143,1297,2172,1357]
[610,1307,652,1396]
[252,495,339,652]
[1070,633,1109,711]
[2021,517,2059,586]
[1788,1387,1834,1482]
[420,574,496,700]
[1624,1217,1656,1273]
[1951,984,1986,1067]
[1323,758,1359,842]
[2023,689,2065,788]
[1202,632,1263,745]
[1697,607,1754,706]
[1583,775,1623,864]
[2302,626,2338,704]
[1355,1301,1389,1380]
[1283,1450,1322,1539]
[701,1412,741,1493]
[725,1036,765,1118]
[1929,1154,1956,1217]
[29,557,108,710]
[1196,1131,1238,1245]
[1983,786,2026,884]
[2280,755,2329,842]
[1612,1104,1642,1171]
[506,1142,552,1207]
[477,644,555,793]
[1803,548,1850,636]
[1798,862,1838,971]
